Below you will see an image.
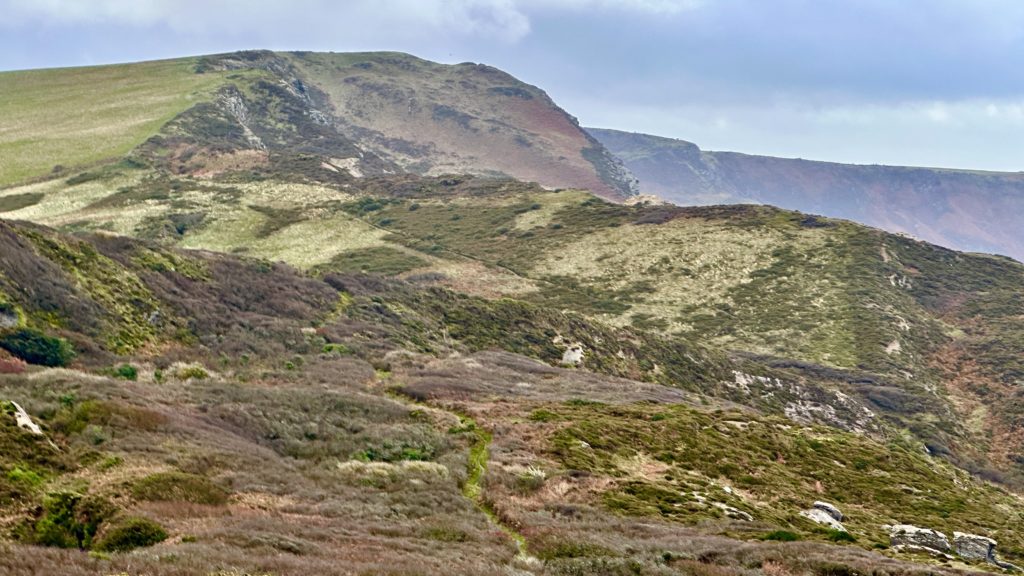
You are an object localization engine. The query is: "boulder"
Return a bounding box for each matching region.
[10,401,43,435]
[890,524,951,554]
[813,501,843,522]
[800,507,845,531]
[560,344,584,366]
[953,532,996,563]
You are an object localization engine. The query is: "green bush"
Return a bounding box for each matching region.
[93,516,167,552]
[131,471,229,505]
[322,343,352,355]
[762,530,801,541]
[22,492,113,549]
[826,529,856,543]
[6,466,45,489]
[0,328,75,367]
[112,364,138,381]
[174,365,208,380]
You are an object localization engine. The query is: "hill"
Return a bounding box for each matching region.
[2,50,1024,575]
[589,128,1024,260]
[0,51,637,199]
[1,218,1022,575]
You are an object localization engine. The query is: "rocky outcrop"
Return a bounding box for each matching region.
[889,524,951,556]
[954,532,996,562]
[555,337,585,367]
[889,525,1021,568]
[800,501,845,531]
[954,532,1020,570]
[9,400,43,435]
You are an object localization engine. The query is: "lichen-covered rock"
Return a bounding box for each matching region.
[800,507,845,531]
[953,532,997,562]
[890,524,951,554]
[560,344,584,366]
[813,501,843,522]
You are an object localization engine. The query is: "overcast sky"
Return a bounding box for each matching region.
[2,0,1023,171]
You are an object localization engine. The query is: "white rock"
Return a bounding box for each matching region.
[561,344,584,366]
[10,401,42,435]
[713,502,752,521]
[812,501,844,521]
[800,507,846,531]
[890,524,950,553]
[953,532,997,563]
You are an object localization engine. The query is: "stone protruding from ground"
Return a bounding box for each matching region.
[813,501,843,521]
[10,401,43,435]
[953,532,1021,570]
[890,524,952,556]
[954,532,996,562]
[560,344,584,366]
[800,501,845,531]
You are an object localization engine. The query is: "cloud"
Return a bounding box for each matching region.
[0,0,704,43]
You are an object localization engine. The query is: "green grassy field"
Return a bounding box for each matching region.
[0,58,227,187]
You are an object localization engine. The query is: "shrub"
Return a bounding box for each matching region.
[535,539,615,561]
[131,471,229,505]
[515,467,547,494]
[826,529,856,543]
[423,525,470,542]
[322,343,352,355]
[22,492,113,549]
[762,530,801,542]
[528,409,558,422]
[174,365,208,380]
[6,466,45,489]
[0,355,27,374]
[111,364,138,381]
[0,328,75,367]
[93,516,167,552]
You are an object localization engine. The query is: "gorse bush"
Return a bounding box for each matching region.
[762,530,801,542]
[93,516,167,552]
[0,328,74,367]
[131,471,229,505]
[112,364,138,381]
[20,492,113,550]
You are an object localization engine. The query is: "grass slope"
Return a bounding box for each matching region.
[0,58,230,187]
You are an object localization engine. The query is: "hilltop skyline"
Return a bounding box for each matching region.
[2,1,1023,171]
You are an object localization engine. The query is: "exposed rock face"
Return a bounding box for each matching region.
[890,524,951,555]
[953,532,996,562]
[800,501,845,531]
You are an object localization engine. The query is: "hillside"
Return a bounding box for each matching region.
[589,128,1024,260]
[0,51,637,199]
[1,219,1022,575]
[3,49,1024,575]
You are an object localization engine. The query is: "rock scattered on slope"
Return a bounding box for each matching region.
[953,532,1021,570]
[9,400,43,435]
[889,524,952,556]
[560,343,584,366]
[800,501,845,531]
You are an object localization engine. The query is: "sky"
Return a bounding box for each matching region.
[2,0,1023,171]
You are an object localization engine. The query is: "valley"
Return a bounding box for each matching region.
[0,50,1022,575]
